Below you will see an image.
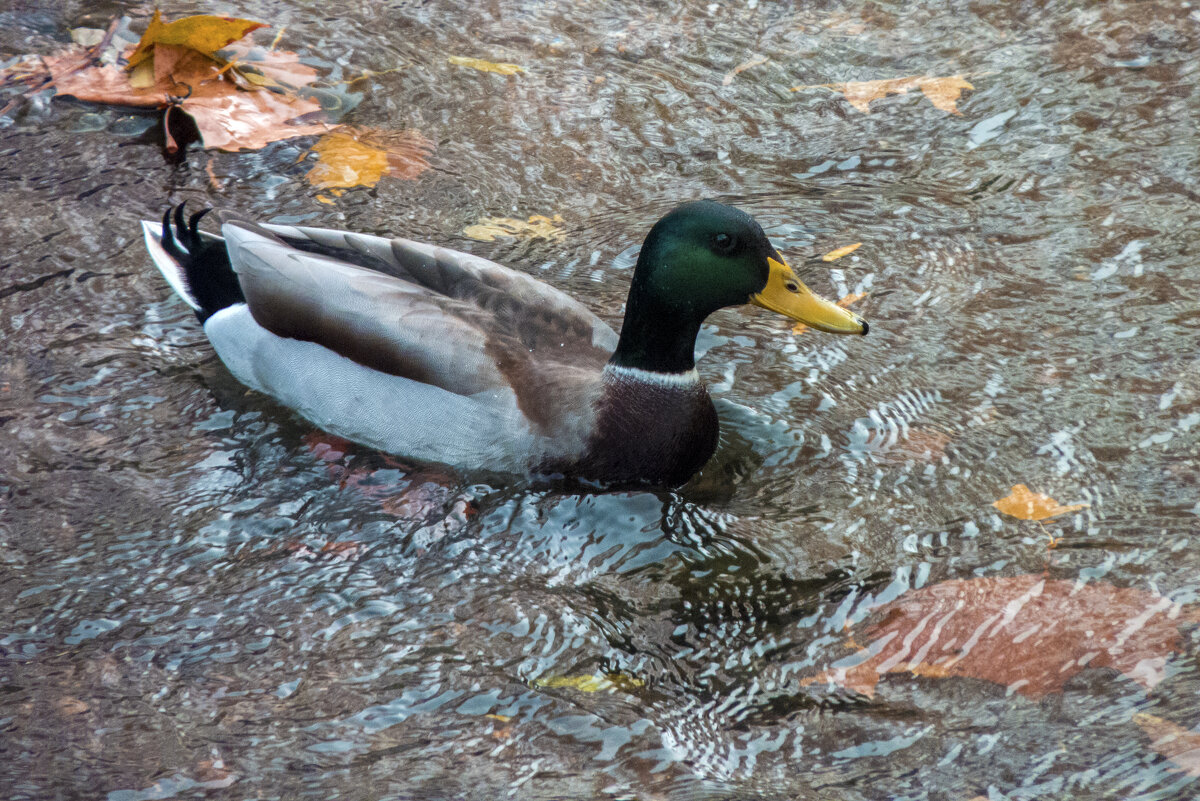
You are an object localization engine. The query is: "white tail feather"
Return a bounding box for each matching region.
[141,219,202,310]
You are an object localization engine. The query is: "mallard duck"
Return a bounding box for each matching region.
[142,200,866,486]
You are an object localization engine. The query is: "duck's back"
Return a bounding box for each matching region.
[204,221,620,473]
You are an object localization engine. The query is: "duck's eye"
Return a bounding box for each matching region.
[784,280,800,293]
[713,232,736,253]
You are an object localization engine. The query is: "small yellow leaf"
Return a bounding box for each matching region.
[722,54,768,85]
[305,129,433,189]
[532,672,644,693]
[316,194,335,204]
[127,10,268,69]
[485,713,512,722]
[464,214,565,243]
[127,59,155,89]
[993,484,1088,521]
[448,56,524,75]
[822,242,862,262]
[793,292,868,334]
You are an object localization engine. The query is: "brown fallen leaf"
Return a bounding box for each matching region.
[804,575,1188,698]
[993,484,1087,521]
[722,54,768,85]
[217,41,319,89]
[448,55,523,75]
[793,292,867,334]
[822,242,862,261]
[306,128,433,189]
[1134,713,1200,776]
[792,75,974,115]
[127,10,266,68]
[464,214,565,242]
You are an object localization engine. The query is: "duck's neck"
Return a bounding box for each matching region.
[610,295,705,374]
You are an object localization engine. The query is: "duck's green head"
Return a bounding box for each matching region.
[612,200,867,373]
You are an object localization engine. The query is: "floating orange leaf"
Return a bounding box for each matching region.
[1134,713,1200,776]
[793,75,974,115]
[793,292,867,334]
[448,55,523,75]
[822,242,862,261]
[127,10,266,68]
[993,484,1087,521]
[305,129,433,189]
[464,214,565,242]
[804,575,1190,698]
[722,54,768,85]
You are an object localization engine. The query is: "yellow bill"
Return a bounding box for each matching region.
[751,257,868,335]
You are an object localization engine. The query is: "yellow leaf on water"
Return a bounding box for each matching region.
[448,55,524,75]
[484,713,512,722]
[822,242,862,261]
[792,75,974,115]
[721,54,768,85]
[533,673,644,693]
[127,10,267,69]
[306,129,433,189]
[993,484,1087,521]
[793,292,868,334]
[1134,713,1200,776]
[464,214,565,242]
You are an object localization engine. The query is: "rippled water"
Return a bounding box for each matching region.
[3,1,1199,799]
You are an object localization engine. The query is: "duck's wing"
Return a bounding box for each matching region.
[222,221,617,434]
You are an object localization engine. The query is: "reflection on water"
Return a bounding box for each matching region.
[2,0,1199,799]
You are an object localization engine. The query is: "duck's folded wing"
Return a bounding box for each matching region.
[222,222,615,403]
[255,221,619,355]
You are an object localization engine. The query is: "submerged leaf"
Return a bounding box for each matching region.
[464,214,565,242]
[793,75,974,115]
[533,673,644,693]
[722,54,768,85]
[448,55,524,75]
[1134,713,1200,776]
[804,575,1189,698]
[127,10,267,68]
[305,129,433,188]
[993,484,1087,521]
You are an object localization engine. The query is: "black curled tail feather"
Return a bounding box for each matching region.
[161,202,244,323]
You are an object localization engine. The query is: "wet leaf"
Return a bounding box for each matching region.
[822,242,862,261]
[463,214,565,242]
[1134,713,1200,776]
[485,713,512,723]
[533,672,644,693]
[722,54,768,85]
[793,75,974,115]
[804,575,1189,698]
[217,42,320,90]
[993,484,1087,521]
[793,292,867,334]
[448,55,524,75]
[127,10,267,68]
[305,128,433,189]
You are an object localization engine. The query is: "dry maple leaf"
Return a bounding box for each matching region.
[448,55,523,75]
[803,575,1190,698]
[1134,713,1200,777]
[306,128,433,189]
[793,75,974,115]
[993,484,1087,521]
